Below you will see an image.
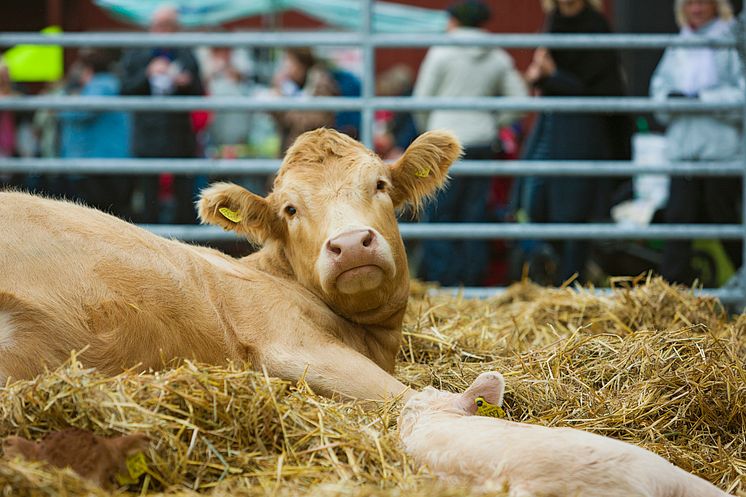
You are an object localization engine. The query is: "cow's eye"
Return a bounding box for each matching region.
[284,205,297,217]
[376,180,387,192]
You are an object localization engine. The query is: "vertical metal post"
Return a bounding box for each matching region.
[739,13,746,310]
[360,0,375,147]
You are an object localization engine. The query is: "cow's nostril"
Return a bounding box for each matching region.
[362,230,374,248]
[327,240,342,256]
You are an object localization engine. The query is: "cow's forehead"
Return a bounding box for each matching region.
[271,129,388,199]
[274,151,385,195]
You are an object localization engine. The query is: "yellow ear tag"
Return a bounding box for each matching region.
[218,207,243,223]
[414,167,431,178]
[115,452,148,486]
[475,396,506,418]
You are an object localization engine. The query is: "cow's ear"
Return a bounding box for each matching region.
[198,182,281,245]
[389,130,462,212]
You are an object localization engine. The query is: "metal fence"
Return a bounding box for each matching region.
[1,1,745,305]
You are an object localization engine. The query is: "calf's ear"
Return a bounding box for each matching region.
[111,433,149,457]
[389,130,462,212]
[198,182,282,245]
[457,371,505,414]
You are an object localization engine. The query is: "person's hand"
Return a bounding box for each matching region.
[537,50,556,77]
[526,47,555,85]
[173,71,193,87]
[532,48,556,78]
[147,57,171,76]
[525,62,543,85]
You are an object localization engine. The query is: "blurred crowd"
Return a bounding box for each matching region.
[0,0,742,288]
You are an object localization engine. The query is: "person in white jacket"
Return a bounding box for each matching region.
[413,0,527,287]
[650,0,743,284]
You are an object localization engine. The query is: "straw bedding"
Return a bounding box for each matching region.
[1,276,744,496]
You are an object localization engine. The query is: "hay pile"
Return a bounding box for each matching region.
[1,276,744,496]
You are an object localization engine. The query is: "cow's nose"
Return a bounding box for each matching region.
[326,229,376,257]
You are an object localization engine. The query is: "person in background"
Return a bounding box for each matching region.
[58,49,132,216]
[205,47,252,158]
[203,46,269,195]
[413,0,527,287]
[0,64,15,161]
[520,0,632,285]
[374,64,418,160]
[272,47,339,153]
[650,0,742,285]
[120,4,204,224]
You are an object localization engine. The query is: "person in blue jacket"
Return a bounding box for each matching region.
[59,48,132,218]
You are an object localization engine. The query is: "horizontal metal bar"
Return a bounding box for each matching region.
[1,158,743,177]
[372,33,737,49]
[453,161,745,177]
[141,223,744,242]
[434,286,745,304]
[371,96,742,113]
[0,32,735,49]
[0,96,738,113]
[0,31,362,48]
[0,158,281,175]
[400,223,744,240]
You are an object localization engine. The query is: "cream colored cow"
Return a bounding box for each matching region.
[0,128,461,400]
[399,372,732,497]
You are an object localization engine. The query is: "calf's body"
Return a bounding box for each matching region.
[0,129,461,399]
[399,373,732,497]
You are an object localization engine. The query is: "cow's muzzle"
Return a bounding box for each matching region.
[320,228,394,294]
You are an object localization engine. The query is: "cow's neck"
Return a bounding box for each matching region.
[246,243,407,325]
[244,242,296,280]
[243,243,407,369]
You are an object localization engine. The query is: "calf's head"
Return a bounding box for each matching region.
[403,372,506,418]
[398,371,506,439]
[198,128,461,322]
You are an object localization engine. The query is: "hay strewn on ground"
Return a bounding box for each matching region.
[1,276,745,496]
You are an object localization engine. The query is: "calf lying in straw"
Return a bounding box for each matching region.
[3,428,149,489]
[399,372,731,497]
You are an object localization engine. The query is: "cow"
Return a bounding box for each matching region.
[3,429,149,489]
[0,128,461,400]
[398,372,732,497]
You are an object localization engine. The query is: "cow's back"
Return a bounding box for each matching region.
[0,192,231,378]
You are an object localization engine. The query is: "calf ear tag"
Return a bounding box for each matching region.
[414,167,431,178]
[218,207,243,223]
[475,396,506,418]
[115,452,148,486]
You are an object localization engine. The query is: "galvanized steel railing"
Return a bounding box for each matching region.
[1,1,745,305]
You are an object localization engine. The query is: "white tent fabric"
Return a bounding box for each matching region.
[94,0,448,33]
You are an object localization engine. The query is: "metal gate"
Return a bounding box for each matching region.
[1,1,744,305]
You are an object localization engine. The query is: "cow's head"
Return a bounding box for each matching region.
[198,128,461,323]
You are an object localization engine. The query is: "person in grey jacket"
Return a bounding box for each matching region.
[120,5,204,224]
[650,0,742,284]
[414,0,527,287]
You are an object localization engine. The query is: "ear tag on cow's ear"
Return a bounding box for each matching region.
[414,167,431,178]
[115,452,148,486]
[475,396,506,418]
[218,207,243,223]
